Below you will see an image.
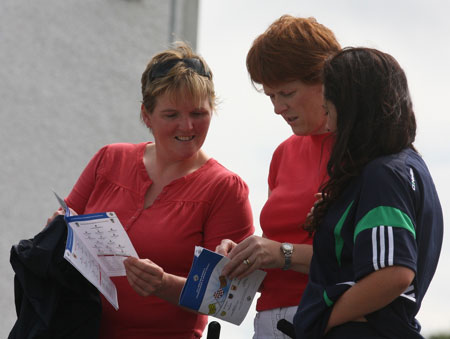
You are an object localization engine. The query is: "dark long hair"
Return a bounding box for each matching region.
[306,47,417,232]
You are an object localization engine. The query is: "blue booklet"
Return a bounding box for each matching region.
[54,192,138,310]
[179,246,266,325]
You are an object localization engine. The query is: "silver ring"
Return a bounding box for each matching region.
[243,259,250,266]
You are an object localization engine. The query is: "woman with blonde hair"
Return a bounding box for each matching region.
[53,42,254,338]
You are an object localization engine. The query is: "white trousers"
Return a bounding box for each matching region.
[252,306,297,339]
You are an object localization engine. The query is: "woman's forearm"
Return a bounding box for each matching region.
[289,243,312,273]
[154,273,186,305]
[326,266,415,332]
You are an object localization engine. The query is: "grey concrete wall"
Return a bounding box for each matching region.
[0,0,198,335]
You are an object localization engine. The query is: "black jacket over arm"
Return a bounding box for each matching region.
[9,215,101,339]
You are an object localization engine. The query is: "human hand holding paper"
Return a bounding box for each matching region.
[124,257,165,297]
[46,191,77,226]
[124,257,186,305]
[220,235,281,280]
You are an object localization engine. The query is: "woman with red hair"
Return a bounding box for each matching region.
[217,15,340,338]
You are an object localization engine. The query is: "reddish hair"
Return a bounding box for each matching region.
[247,15,341,86]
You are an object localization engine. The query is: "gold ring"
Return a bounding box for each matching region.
[243,259,250,266]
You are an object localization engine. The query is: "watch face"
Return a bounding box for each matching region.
[282,243,293,253]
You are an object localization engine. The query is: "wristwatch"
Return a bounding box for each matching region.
[280,242,294,270]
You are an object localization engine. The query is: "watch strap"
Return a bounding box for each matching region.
[281,243,293,270]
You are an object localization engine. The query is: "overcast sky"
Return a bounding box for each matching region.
[197,0,450,337]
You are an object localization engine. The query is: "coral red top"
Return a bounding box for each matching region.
[257,134,332,311]
[66,142,254,338]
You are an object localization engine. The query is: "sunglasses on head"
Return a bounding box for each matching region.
[148,58,211,83]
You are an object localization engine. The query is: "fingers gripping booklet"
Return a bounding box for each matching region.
[179,246,266,325]
[54,192,138,310]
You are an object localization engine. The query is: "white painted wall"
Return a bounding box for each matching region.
[0,0,198,336]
